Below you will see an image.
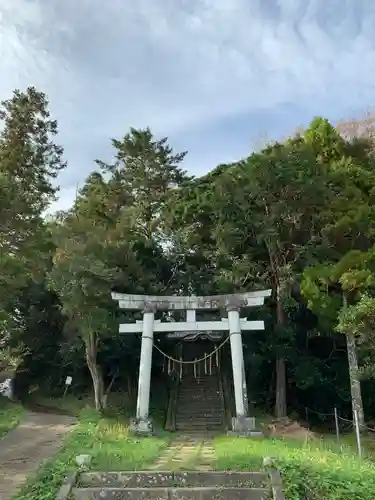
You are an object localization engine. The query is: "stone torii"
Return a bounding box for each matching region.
[112,290,271,434]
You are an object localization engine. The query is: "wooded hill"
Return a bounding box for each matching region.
[2,86,375,424]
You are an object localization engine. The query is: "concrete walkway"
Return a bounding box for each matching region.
[150,433,216,471]
[0,412,76,500]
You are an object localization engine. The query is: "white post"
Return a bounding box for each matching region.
[136,308,155,420]
[354,409,362,458]
[228,307,246,417]
[334,407,340,443]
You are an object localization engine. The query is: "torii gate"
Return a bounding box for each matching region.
[112,290,271,434]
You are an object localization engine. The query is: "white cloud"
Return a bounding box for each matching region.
[1,0,375,210]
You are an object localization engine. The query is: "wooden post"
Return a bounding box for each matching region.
[354,409,362,458]
[334,407,340,443]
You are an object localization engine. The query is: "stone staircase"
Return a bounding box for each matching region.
[58,469,285,499]
[175,368,225,432]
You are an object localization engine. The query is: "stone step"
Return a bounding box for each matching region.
[177,406,222,410]
[78,471,269,488]
[179,385,219,388]
[175,418,224,424]
[180,378,219,381]
[179,384,219,388]
[179,378,218,382]
[178,398,220,403]
[178,392,220,396]
[178,398,222,402]
[173,370,225,432]
[176,416,223,420]
[178,403,222,406]
[177,404,223,408]
[176,417,223,422]
[176,413,224,418]
[176,408,224,418]
[176,419,224,425]
[179,391,219,394]
[178,386,220,390]
[175,421,224,427]
[178,390,218,393]
[72,486,270,499]
[178,396,221,400]
[178,396,219,400]
[176,408,224,419]
[176,424,224,431]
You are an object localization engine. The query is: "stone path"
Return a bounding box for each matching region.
[0,411,76,500]
[150,433,216,471]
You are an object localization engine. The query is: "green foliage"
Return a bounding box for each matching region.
[215,436,375,500]
[0,397,25,438]
[337,294,375,340]
[95,127,190,240]
[304,116,347,164]
[4,82,375,431]
[0,87,65,326]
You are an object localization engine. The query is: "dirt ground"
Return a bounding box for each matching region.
[263,417,317,440]
[0,411,75,500]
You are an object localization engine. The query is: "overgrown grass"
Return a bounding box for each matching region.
[320,430,375,462]
[0,396,25,438]
[214,435,375,499]
[13,408,171,500]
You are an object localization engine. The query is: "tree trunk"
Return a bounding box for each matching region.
[275,286,287,418]
[343,294,364,428]
[85,332,105,412]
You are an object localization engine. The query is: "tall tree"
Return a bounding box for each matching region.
[50,127,188,408]
[49,213,124,411]
[232,138,331,418]
[0,86,65,327]
[165,132,332,417]
[96,127,191,240]
[301,120,375,427]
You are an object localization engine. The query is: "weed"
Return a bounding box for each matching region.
[214,436,375,500]
[0,396,25,438]
[12,407,170,500]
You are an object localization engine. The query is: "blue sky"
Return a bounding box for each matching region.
[1,0,375,210]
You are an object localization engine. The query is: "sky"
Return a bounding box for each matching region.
[1,0,375,211]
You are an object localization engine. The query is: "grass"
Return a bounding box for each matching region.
[12,407,171,500]
[214,435,375,500]
[11,390,375,500]
[27,392,99,416]
[0,396,25,438]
